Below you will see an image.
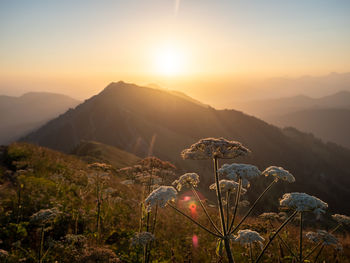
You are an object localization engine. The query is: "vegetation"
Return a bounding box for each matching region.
[0,142,349,262]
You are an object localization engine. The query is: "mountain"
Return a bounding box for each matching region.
[22,81,350,213]
[0,92,80,145]
[233,91,350,148]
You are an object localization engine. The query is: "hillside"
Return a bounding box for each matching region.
[0,92,80,145]
[273,108,350,148]
[23,81,350,213]
[72,140,140,168]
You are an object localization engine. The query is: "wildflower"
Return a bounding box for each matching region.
[238,200,250,208]
[232,229,265,248]
[218,163,261,188]
[30,208,60,225]
[306,230,341,248]
[279,193,328,218]
[332,214,350,225]
[139,157,176,170]
[131,232,155,246]
[181,137,250,160]
[172,173,200,191]
[0,249,9,258]
[88,162,112,171]
[64,234,87,245]
[209,179,247,194]
[262,166,295,183]
[259,212,280,221]
[145,186,177,211]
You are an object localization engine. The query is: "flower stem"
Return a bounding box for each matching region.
[167,202,223,238]
[249,242,253,263]
[191,186,222,235]
[228,178,242,233]
[299,212,303,263]
[255,210,298,263]
[230,180,276,234]
[314,244,324,263]
[226,191,230,233]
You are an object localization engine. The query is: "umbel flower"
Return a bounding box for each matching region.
[232,229,265,247]
[181,137,250,160]
[0,249,9,258]
[30,207,60,225]
[332,214,350,225]
[259,212,280,221]
[88,162,112,171]
[306,230,341,247]
[172,173,200,191]
[145,186,177,211]
[262,166,295,183]
[279,192,328,218]
[218,163,261,188]
[131,232,155,246]
[209,179,247,194]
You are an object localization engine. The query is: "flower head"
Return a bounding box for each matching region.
[209,179,247,194]
[0,249,9,258]
[332,214,350,225]
[218,163,261,188]
[181,138,250,160]
[306,230,341,247]
[145,186,177,211]
[172,173,200,191]
[88,162,112,171]
[131,232,155,246]
[232,229,265,247]
[279,193,328,218]
[262,166,295,183]
[30,207,60,225]
[259,212,280,221]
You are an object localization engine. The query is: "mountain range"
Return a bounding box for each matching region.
[22,81,350,213]
[233,91,350,148]
[0,92,80,145]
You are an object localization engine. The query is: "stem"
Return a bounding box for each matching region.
[230,180,276,234]
[39,225,44,263]
[226,191,230,233]
[146,204,159,263]
[228,178,242,233]
[191,186,222,235]
[249,242,253,263]
[314,244,324,263]
[268,220,297,259]
[167,202,223,238]
[302,223,341,260]
[255,210,298,263]
[214,157,234,263]
[299,212,303,263]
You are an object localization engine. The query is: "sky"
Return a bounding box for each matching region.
[1,0,350,102]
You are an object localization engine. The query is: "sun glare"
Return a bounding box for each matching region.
[154,45,187,76]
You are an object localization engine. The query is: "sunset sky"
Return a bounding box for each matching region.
[1,0,350,102]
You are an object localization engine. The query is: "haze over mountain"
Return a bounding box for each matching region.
[0,92,80,145]
[22,81,350,213]
[234,91,350,148]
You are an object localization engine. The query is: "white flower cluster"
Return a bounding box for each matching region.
[232,229,265,247]
[0,249,9,258]
[332,214,350,225]
[218,163,261,188]
[259,212,280,221]
[181,138,250,160]
[145,186,177,211]
[172,173,200,191]
[279,193,328,218]
[262,166,295,183]
[209,179,247,194]
[30,207,60,225]
[306,230,341,247]
[131,232,155,246]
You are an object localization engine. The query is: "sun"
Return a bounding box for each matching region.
[154,45,187,76]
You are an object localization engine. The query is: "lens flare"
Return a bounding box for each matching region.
[192,234,198,248]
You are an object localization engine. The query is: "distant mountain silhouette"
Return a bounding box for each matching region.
[0,92,80,145]
[22,81,350,213]
[234,91,350,148]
